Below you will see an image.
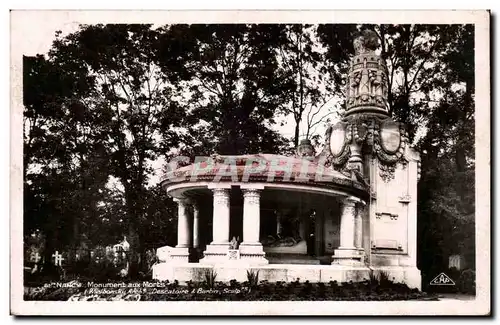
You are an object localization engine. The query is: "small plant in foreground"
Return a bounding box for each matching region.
[203,269,217,289]
[379,271,391,287]
[247,269,260,287]
[368,269,379,287]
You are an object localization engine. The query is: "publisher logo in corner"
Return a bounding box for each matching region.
[429,272,456,286]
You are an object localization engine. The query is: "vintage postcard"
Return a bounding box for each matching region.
[10,9,490,315]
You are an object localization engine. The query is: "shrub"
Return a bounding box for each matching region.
[458,269,475,294]
[379,271,392,288]
[24,272,438,301]
[203,269,217,289]
[368,269,379,288]
[246,269,260,288]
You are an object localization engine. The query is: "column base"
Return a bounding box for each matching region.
[199,243,230,264]
[239,243,269,265]
[332,247,364,266]
[169,247,190,264]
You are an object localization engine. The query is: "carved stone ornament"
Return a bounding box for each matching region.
[353,122,369,143]
[326,122,350,169]
[212,188,230,206]
[379,163,396,183]
[399,194,411,203]
[346,30,389,117]
[243,189,261,205]
[370,117,408,182]
[353,30,379,55]
[375,212,398,220]
[330,122,347,156]
[380,119,401,154]
[296,139,316,158]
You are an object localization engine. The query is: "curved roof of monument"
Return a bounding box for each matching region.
[161,153,368,198]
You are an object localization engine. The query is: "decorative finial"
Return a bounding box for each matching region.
[296,139,316,160]
[353,30,379,55]
[345,28,388,117]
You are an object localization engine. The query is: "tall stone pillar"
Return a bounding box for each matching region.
[354,203,365,263]
[239,185,268,265]
[192,204,200,249]
[200,184,232,264]
[169,198,191,263]
[339,198,356,249]
[332,197,363,265]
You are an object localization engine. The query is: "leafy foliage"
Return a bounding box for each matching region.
[203,269,218,289]
[246,269,260,287]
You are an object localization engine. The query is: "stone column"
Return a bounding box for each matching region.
[192,204,200,249]
[175,198,190,248]
[354,206,363,249]
[276,210,282,235]
[354,203,365,263]
[169,198,190,263]
[200,184,232,264]
[212,188,231,244]
[332,197,363,265]
[339,198,356,249]
[239,185,268,265]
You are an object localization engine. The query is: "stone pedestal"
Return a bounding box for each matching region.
[332,247,364,266]
[168,247,190,263]
[199,244,231,264]
[239,185,268,265]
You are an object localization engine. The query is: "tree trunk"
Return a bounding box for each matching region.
[455,81,473,200]
[294,122,300,148]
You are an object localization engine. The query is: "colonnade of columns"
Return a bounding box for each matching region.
[169,187,365,266]
[169,185,268,265]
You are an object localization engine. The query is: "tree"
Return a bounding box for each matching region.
[155,24,292,157]
[37,24,186,274]
[272,24,345,148]
[23,53,111,266]
[415,24,475,273]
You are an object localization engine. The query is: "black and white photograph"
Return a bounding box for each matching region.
[10,9,490,315]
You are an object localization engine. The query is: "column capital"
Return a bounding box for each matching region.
[208,183,232,190]
[211,187,231,197]
[173,197,194,206]
[342,196,359,207]
[240,184,265,191]
[242,188,262,196]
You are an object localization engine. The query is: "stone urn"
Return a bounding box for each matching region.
[296,139,316,160]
